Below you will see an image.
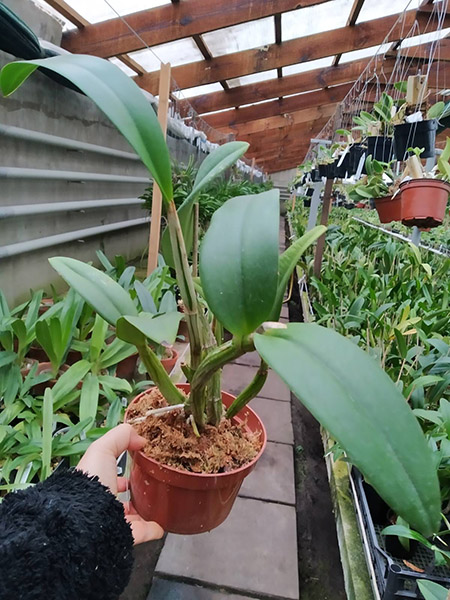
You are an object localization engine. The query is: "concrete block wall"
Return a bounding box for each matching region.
[0,0,205,305]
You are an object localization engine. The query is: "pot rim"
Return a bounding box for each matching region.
[125,383,267,480]
[399,178,450,190]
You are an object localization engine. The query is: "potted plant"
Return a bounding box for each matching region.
[349,155,402,222]
[335,129,365,177]
[400,140,450,227]
[1,54,442,541]
[353,92,395,162]
[392,76,450,160]
[317,145,338,179]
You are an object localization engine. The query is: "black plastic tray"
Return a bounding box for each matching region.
[351,468,450,599]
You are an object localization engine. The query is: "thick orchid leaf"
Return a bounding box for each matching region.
[200,190,279,337]
[49,257,137,326]
[269,225,326,321]
[161,141,249,266]
[79,374,99,429]
[117,312,182,346]
[417,580,450,600]
[0,55,172,201]
[254,323,441,537]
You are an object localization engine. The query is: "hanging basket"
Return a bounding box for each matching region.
[367,136,394,163]
[399,178,450,228]
[349,144,366,175]
[374,195,402,223]
[394,119,437,160]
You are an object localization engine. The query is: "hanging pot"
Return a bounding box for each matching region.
[125,383,267,534]
[399,178,450,227]
[318,162,337,179]
[394,119,437,160]
[349,144,366,174]
[374,195,403,223]
[305,188,314,198]
[367,136,394,163]
[311,168,322,182]
[335,153,352,178]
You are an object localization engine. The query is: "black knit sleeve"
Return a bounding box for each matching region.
[0,468,134,600]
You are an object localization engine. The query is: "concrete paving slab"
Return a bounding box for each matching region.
[239,441,295,505]
[222,364,291,402]
[148,578,254,600]
[155,497,299,600]
[249,397,294,445]
[232,350,261,368]
[280,305,289,319]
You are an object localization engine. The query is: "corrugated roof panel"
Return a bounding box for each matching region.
[282,0,354,41]
[227,69,278,88]
[202,17,275,57]
[129,38,205,72]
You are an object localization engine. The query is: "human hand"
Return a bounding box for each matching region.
[77,423,164,545]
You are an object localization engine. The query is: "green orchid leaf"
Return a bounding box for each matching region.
[79,374,99,428]
[254,323,441,537]
[40,388,53,481]
[161,141,249,266]
[117,312,182,346]
[90,315,108,364]
[99,338,136,370]
[427,102,445,120]
[52,360,91,409]
[417,580,450,600]
[200,190,279,337]
[269,226,326,321]
[49,257,138,326]
[0,55,172,201]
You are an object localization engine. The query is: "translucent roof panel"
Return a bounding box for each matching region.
[284,57,334,77]
[282,0,354,41]
[340,43,392,64]
[108,57,135,77]
[173,83,223,100]
[202,17,275,57]
[399,28,450,49]
[129,38,204,72]
[41,0,170,25]
[356,0,421,24]
[227,69,278,89]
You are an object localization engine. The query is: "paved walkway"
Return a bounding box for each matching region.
[147,220,299,600]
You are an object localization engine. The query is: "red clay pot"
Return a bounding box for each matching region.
[38,298,54,316]
[125,383,267,534]
[161,348,179,374]
[115,353,138,380]
[399,178,450,228]
[374,195,402,223]
[27,346,82,365]
[21,362,70,395]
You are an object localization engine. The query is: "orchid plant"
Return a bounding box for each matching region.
[0,54,443,538]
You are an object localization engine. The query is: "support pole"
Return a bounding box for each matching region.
[307,182,324,232]
[250,157,256,181]
[147,62,171,276]
[411,226,421,246]
[313,177,334,277]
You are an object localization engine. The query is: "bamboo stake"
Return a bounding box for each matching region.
[313,177,334,277]
[147,62,171,276]
[250,157,256,181]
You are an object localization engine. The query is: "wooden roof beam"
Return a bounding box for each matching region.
[44,0,89,28]
[203,84,353,129]
[333,0,366,66]
[218,104,338,137]
[185,57,388,114]
[62,0,333,57]
[136,10,448,95]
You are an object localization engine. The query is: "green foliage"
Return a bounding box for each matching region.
[417,580,450,600]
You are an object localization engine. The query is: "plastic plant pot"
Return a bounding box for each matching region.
[116,353,138,380]
[374,195,402,223]
[367,136,394,162]
[311,168,322,182]
[394,119,437,160]
[161,347,179,374]
[399,178,450,227]
[335,153,351,178]
[125,383,267,534]
[349,144,366,174]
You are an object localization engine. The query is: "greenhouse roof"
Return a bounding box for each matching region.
[34,0,450,172]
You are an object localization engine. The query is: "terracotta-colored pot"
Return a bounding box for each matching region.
[38,298,54,316]
[177,318,189,341]
[125,383,267,534]
[161,348,179,374]
[21,362,69,395]
[374,195,402,223]
[399,179,450,228]
[115,353,138,380]
[27,346,82,365]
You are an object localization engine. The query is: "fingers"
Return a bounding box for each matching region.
[117,477,129,493]
[91,424,147,459]
[126,516,164,545]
